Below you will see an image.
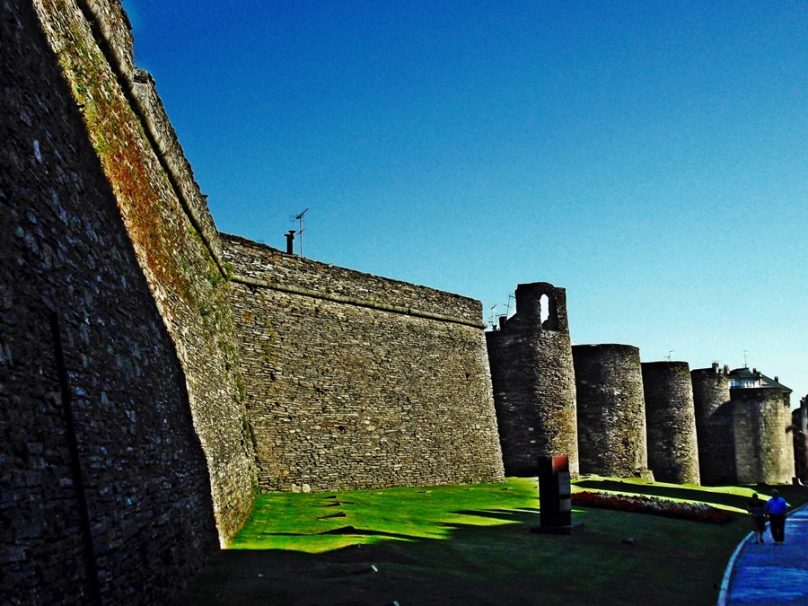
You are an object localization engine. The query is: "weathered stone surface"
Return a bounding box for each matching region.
[573,345,650,478]
[793,398,808,484]
[27,0,256,545]
[691,365,736,484]
[731,388,794,484]
[13,0,799,601]
[642,362,700,484]
[1,0,221,602]
[486,283,578,476]
[222,235,504,491]
[692,365,796,486]
[225,234,482,325]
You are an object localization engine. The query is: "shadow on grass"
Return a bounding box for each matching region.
[452,507,540,523]
[177,503,741,606]
[180,479,803,605]
[260,525,419,540]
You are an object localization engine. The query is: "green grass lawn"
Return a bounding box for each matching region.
[178,479,808,606]
[230,479,541,553]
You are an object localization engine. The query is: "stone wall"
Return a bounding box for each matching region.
[731,388,794,484]
[793,398,808,483]
[9,0,801,601]
[642,362,700,484]
[486,283,578,476]
[222,235,504,491]
[27,0,256,544]
[1,0,220,601]
[572,345,650,478]
[691,365,736,484]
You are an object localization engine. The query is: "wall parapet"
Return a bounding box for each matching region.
[224,236,503,492]
[31,0,256,546]
[4,0,223,601]
[76,0,224,265]
[223,234,484,328]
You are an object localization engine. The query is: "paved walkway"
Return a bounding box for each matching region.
[721,505,808,605]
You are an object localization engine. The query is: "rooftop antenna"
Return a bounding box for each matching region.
[489,304,498,329]
[504,294,515,318]
[666,349,675,362]
[294,208,309,257]
[744,350,748,368]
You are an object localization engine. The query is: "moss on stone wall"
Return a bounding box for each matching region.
[3,0,221,600]
[32,0,256,542]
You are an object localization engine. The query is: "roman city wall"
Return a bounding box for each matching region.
[223,235,505,491]
[642,361,700,484]
[486,283,579,476]
[2,0,243,600]
[731,388,794,484]
[691,365,735,484]
[572,344,650,478]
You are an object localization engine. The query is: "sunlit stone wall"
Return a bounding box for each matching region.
[223,234,505,492]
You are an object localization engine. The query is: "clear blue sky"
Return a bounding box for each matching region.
[123,0,807,402]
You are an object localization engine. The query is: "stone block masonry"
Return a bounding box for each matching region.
[642,362,700,484]
[223,235,505,491]
[2,0,220,601]
[691,365,736,485]
[486,283,579,476]
[731,388,794,484]
[27,0,256,546]
[793,398,808,483]
[573,345,651,478]
[10,0,801,600]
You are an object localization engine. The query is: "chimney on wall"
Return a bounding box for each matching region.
[285,230,296,255]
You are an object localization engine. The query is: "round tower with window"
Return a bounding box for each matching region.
[486,282,578,475]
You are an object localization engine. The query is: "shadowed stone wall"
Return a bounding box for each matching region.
[572,345,650,478]
[222,235,505,491]
[691,365,736,485]
[642,362,700,484]
[26,0,257,545]
[486,283,578,476]
[793,398,808,484]
[731,388,794,484]
[1,0,220,601]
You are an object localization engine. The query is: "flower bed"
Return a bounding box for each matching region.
[571,491,734,524]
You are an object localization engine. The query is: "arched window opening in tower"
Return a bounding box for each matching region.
[540,293,558,330]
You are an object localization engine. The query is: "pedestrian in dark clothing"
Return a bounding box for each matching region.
[748,493,766,543]
[765,489,788,544]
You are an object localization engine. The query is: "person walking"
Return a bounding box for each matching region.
[748,493,767,544]
[765,489,788,544]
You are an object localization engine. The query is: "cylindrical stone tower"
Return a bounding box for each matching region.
[572,344,650,478]
[642,361,700,484]
[691,364,735,485]
[486,282,578,476]
[730,386,794,484]
[792,397,808,484]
